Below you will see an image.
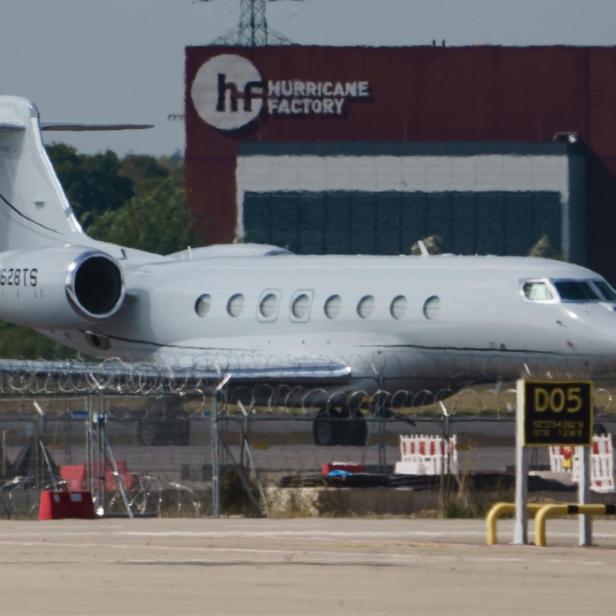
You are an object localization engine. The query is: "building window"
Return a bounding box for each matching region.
[290,291,312,321]
[390,295,407,320]
[258,291,279,320]
[227,293,245,318]
[195,294,212,318]
[324,294,342,319]
[423,295,441,320]
[357,295,375,319]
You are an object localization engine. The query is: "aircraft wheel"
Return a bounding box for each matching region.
[137,418,159,446]
[313,410,339,446]
[345,414,368,447]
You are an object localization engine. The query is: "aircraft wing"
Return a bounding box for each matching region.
[0,358,352,389]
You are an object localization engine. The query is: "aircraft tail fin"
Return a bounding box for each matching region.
[0,96,85,252]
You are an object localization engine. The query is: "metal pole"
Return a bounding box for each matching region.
[97,395,106,513]
[2,430,6,477]
[514,379,529,545]
[377,396,386,473]
[103,430,133,518]
[577,445,592,546]
[85,395,93,494]
[211,392,221,518]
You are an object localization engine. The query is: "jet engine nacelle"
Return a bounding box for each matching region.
[0,246,125,329]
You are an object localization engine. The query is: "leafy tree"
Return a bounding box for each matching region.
[46,143,134,227]
[88,175,198,255]
[119,154,169,189]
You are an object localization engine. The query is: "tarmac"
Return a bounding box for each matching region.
[1,517,616,615]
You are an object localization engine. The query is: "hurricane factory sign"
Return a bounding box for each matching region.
[191,54,371,131]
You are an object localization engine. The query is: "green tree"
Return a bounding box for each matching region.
[88,175,198,255]
[46,143,134,227]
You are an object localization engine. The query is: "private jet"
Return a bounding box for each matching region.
[1,95,615,445]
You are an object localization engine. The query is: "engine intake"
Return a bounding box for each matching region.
[66,251,125,319]
[0,246,127,330]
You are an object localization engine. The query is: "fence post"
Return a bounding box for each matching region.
[514,379,529,545]
[211,390,221,518]
[578,445,592,546]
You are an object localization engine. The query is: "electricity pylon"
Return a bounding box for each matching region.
[199,0,299,47]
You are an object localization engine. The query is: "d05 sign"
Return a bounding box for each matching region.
[522,381,592,446]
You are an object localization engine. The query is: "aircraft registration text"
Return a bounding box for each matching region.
[0,268,38,287]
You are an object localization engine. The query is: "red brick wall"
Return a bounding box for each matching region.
[185,46,616,280]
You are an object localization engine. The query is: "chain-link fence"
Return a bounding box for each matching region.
[0,359,615,518]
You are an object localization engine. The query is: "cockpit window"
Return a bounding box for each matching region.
[553,280,600,302]
[523,281,553,301]
[593,280,616,302]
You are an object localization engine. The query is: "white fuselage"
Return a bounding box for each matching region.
[41,251,616,395]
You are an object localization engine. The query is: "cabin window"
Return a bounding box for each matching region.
[423,295,441,320]
[227,293,245,317]
[291,292,312,321]
[390,295,407,320]
[523,281,553,301]
[592,280,616,302]
[324,295,341,319]
[553,281,599,302]
[357,295,375,319]
[258,292,279,320]
[195,294,212,317]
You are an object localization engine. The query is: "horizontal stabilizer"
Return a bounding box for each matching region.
[41,122,153,132]
[0,122,25,132]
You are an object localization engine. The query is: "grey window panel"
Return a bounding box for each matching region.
[400,193,427,252]
[243,190,563,257]
[505,192,535,255]
[425,193,452,251]
[270,193,300,251]
[450,193,476,254]
[532,192,562,257]
[349,192,377,254]
[324,192,352,254]
[298,193,326,254]
[244,192,271,244]
[376,192,403,255]
[475,192,506,255]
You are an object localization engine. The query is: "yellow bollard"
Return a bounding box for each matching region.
[486,502,544,545]
[534,503,616,547]
[534,504,568,547]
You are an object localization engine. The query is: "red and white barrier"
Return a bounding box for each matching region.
[548,434,615,493]
[394,434,458,475]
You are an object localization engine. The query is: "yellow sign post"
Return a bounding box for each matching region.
[514,379,593,545]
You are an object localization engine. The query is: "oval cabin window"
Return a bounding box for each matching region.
[227,293,245,318]
[357,295,375,319]
[195,294,212,317]
[291,293,311,320]
[390,295,407,320]
[423,295,441,320]
[259,293,278,319]
[324,294,342,320]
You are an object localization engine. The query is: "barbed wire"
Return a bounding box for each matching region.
[0,358,614,418]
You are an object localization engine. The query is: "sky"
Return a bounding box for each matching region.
[3,0,616,156]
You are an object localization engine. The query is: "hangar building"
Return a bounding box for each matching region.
[185,46,616,281]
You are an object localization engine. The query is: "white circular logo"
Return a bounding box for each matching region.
[191,54,264,131]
